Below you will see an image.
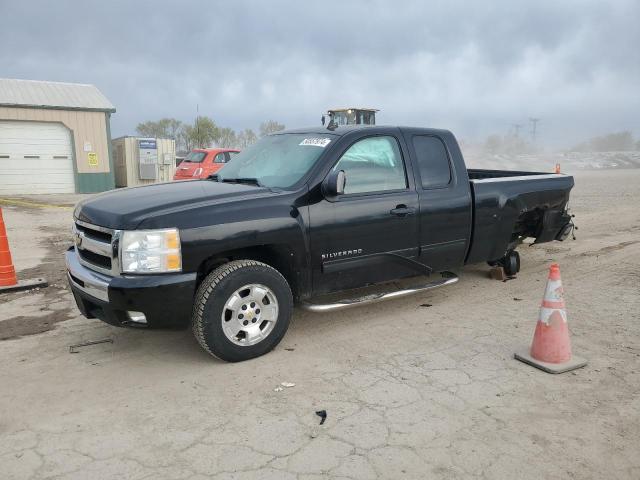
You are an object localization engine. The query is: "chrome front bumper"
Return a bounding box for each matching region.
[65,248,111,302]
[66,246,197,329]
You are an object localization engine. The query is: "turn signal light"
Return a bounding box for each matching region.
[165,230,179,250]
[166,253,181,271]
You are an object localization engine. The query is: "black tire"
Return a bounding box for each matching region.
[504,251,519,276]
[192,260,293,362]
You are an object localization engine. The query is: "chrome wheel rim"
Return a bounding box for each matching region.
[221,283,279,346]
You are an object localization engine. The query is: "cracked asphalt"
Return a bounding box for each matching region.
[1,169,639,479]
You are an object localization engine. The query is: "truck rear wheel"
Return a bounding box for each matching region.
[192,260,293,362]
[504,251,520,276]
[488,251,520,276]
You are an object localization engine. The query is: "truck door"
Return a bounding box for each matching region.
[309,134,421,296]
[403,132,472,272]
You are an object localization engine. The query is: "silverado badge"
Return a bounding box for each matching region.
[321,249,363,260]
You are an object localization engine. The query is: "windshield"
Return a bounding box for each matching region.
[217,134,334,188]
[184,151,207,163]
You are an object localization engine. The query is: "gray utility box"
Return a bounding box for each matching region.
[138,138,158,180]
[113,136,176,187]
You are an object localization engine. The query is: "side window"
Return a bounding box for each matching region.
[214,153,226,163]
[412,136,452,189]
[333,136,407,194]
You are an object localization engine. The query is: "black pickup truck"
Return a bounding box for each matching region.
[67,126,574,361]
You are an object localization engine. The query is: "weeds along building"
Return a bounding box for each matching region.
[0,78,116,194]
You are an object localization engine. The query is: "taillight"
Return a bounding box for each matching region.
[193,168,203,177]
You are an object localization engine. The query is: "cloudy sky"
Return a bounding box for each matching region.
[2,0,638,146]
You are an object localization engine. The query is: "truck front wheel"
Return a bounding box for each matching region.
[192,260,293,362]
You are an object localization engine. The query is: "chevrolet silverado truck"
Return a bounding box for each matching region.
[67,126,574,362]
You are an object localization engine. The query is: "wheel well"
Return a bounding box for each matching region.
[197,245,300,299]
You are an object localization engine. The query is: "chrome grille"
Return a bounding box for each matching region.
[73,219,120,275]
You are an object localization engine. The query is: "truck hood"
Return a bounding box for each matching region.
[75,180,276,230]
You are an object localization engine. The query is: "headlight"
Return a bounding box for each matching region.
[120,228,182,273]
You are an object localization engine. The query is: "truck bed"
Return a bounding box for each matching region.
[465,171,574,264]
[467,168,553,180]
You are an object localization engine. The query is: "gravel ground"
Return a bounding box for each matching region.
[0,169,638,480]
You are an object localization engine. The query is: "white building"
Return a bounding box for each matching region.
[0,78,116,194]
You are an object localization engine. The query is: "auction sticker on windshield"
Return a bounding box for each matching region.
[299,138,331,147]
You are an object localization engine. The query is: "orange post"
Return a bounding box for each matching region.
[514,263,587,373]
[0,207,18,287]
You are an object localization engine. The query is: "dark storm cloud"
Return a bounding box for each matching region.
[1,0,638,145]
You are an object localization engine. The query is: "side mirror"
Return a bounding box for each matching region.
[323,170,346,198]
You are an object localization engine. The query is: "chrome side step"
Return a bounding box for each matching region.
[301,272,459,312]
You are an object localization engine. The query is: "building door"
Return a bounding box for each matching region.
[0,121,75,194]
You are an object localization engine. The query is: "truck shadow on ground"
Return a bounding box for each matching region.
[13,265,502,364]
[90,269,480,365]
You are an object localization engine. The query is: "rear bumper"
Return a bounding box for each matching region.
[66,248,197,329]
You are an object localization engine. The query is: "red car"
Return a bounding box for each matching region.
[173,148,240,180]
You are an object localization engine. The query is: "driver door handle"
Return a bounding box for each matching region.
[390,205,416,217]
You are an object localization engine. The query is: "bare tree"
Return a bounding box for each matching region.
[217,128,238,148]
[183,116,220,149]
[166,119,183,142]
[236,129,258,148]
[259,120,285,137]
[136,118,186,149]
[135,117,266,152]
[136,118,172,138]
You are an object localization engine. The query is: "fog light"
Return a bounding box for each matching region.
[127,311,147,324]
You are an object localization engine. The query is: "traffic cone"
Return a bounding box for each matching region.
[0,207,17,286]
[0,207,48,293]
[514,263,587,373]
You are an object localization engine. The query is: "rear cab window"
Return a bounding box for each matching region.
[412,136,452,189]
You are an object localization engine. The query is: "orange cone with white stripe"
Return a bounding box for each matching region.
[531,264,571,362]
[0,207,18,287]
[0,206,48,293]
[514,263,587,373]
